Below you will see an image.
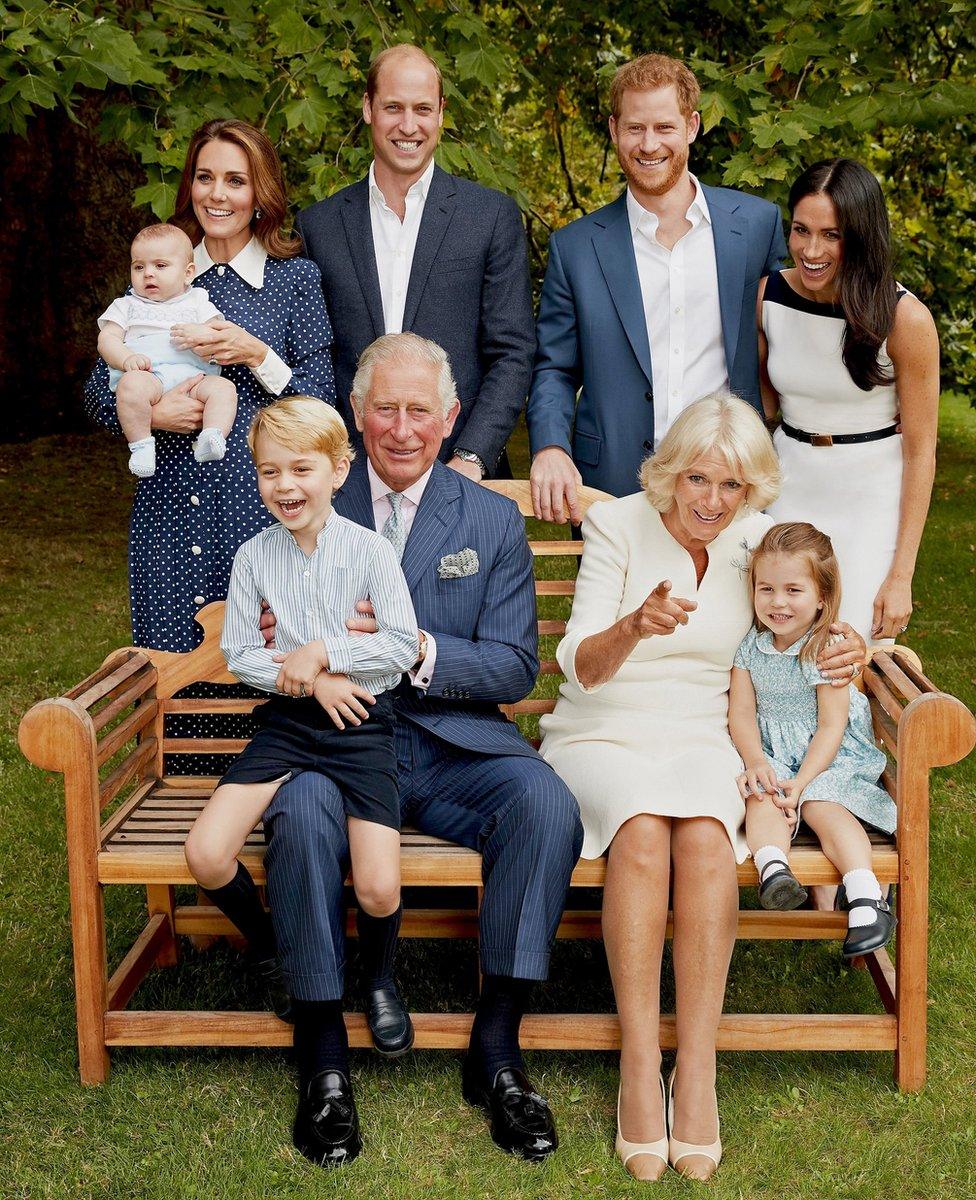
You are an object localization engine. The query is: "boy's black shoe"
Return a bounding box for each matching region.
[363,984,414,1056]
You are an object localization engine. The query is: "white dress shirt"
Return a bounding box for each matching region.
[368,159,435,334]
[627,177,727,447]
[193,237,293,395]
[367,460,437,689]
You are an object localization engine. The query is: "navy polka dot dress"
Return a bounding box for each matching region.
[84,255,337,652]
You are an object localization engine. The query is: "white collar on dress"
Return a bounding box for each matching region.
[193,235,268,289]
[754,627,809,657]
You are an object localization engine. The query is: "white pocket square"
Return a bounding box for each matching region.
[438,548,479,579]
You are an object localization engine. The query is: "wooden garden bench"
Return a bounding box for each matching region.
[19,480,975,1090]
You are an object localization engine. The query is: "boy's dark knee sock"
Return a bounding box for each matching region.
[202,860,276,962]
[356,902,402,991]
[292,998,350,1090]
[469,974,532,1082]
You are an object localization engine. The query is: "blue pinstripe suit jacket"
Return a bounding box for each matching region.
[333,460,541,758]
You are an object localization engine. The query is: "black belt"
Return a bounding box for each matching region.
[780,419,899,447]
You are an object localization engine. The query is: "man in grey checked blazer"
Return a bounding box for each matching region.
[296,44,534,480]
[264,333,583,1167]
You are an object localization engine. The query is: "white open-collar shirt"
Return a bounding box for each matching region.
[368,158,435,334]
[193,236,293,395]
[627,175,727,447]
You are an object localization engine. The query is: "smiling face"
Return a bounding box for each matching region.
[363,53,444,189]
[789,192,845,301]
[662,451,748,551]
[354,358,459,492]
[254,432,350,553]
[752,551,824,650]
[609,84,699,203]
[191,139,256,259]
[129,234,194,302]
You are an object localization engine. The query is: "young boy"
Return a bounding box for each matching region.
[184,396,419,1060]
[97,223,238,477]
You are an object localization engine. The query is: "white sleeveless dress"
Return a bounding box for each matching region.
[763,270,904,641]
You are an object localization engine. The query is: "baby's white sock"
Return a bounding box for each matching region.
[193,428,227,462]
[843,868,883,928]
[127,437,156,478]
[754,845,789,882]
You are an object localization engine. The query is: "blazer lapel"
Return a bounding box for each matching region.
[402,167,457,331]
[340,180,385,338]
[401,463,462,592]
[591,193,653,385]
[704,186,747,375]
[332,459,375,531]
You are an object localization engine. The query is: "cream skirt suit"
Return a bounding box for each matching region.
[540,493,773,862]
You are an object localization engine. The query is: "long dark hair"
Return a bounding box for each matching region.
[788,159,897,391]
[172,119,301,260]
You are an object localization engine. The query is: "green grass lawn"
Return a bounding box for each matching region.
[2,399,974,1199]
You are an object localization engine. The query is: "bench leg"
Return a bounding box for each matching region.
[72,880,110,1085]
[146,885,179,967]
[894,883,927,1091]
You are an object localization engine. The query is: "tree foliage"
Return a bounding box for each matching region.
[1,0,973,390]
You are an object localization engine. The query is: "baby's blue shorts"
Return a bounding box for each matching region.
[109,332,222,393]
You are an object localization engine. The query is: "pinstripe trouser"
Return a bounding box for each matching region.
[263,719,583,1001]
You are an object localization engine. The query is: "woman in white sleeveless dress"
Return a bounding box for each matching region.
[760,158,939,642]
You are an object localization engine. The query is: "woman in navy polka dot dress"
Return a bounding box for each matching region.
[85,119,337,653]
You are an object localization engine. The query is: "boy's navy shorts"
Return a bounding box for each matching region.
[219,689,399,830]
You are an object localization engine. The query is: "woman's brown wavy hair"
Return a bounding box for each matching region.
[172,119,301,260]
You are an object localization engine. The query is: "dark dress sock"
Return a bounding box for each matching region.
[292,998,350,1090]
[202,860,276,962]
[356,902,402,991]
[469,975,533,1082]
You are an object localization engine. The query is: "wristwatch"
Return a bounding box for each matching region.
[452,448,487,477]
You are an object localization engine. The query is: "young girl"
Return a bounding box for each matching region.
[97,223,238,477]
[729,522,897,958]
[183,397,419,1054]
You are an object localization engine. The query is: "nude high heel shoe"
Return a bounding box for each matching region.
[667,1068,722,1180]
[615,1073,669,1181]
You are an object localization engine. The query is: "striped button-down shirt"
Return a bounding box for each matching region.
[221,512,419,695]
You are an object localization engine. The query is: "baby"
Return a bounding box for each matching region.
[97,223,238,478]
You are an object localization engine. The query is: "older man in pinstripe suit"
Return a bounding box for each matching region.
[263,333,583,1168]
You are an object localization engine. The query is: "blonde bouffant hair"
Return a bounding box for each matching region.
[248,397,354,470]
[640,391,781,514]
[748,522,841,665]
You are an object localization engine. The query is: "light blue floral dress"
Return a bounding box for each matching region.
[733,626,896,834]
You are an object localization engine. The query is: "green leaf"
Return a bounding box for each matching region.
[269,10,320,57]
[700,90,738,133]
[133,178,177,220]
[455,44,507,88]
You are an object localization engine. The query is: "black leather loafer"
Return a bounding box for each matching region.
[758,863,808,911]
[364,985,414,1056]
[254,956,294,1023]
[840,895,897,959]
[461,1057,558,1161]
[292,1069,362,1167]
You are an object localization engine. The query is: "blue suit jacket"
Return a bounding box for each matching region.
[297,166,535,473]
[333,460,540,758]
[527,186,787,497]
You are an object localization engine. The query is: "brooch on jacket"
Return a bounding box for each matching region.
[438,548,480,579]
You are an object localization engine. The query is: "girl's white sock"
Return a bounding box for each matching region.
[843,868,883,929]
[754,845,789,882]
[127,437,156,478]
